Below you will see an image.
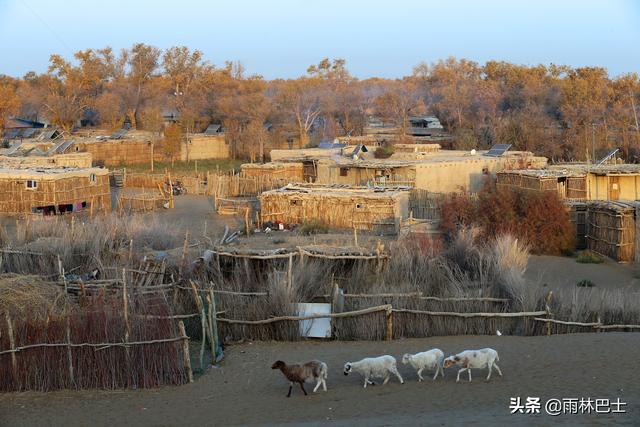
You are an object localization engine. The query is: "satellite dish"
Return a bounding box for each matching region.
[470,149,477,155]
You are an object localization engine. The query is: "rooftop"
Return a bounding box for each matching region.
[261,183,410,198]
[0,166,108,180]
[327,150,542,168]
[549,163,640,175]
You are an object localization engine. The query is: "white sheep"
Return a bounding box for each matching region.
[401,348,445,382]
[343,355,404,388]
[443,348,502,382]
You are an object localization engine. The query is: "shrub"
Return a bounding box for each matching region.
[576,250,604,264]
[438,192,476,237]
[299,220,328,235]
[439,180,575,255]
[374,145,394,159]
[577,279,596,287]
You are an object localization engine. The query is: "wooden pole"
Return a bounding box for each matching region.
[287,253,293,293]
[122,268,131,378]
[57,255,65,290]
[208,289,220,363]
[179,231,189,278]
[178,321,193,383]
[190,281,213,352]
[545,291,553,336]
[353,227,358,247]
[245,207,250,236]
[168,172,175,209]
[66,316,74,386]
[385,305,393,341]
[199,308,207,370]
[206,293,216,363]
[128,239,134,265]
[5,313,17,380]
[150,141,154,172]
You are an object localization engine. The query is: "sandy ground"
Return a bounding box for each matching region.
[526,255,640,290]
[0,333,637,426]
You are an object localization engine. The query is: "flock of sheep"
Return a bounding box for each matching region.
[271,347,501,397]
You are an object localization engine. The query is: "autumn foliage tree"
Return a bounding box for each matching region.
[0,79,20,129]
[2,46,640,163]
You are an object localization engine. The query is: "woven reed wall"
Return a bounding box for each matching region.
[0,174,110,214]
[586,202,636,262]
[260,191,403,233]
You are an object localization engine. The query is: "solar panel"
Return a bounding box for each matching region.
[45,140,67,156]
[3,141,22,155]
[204,124,222,135]
[39,129,60,140]
[56,140,74,153]
[20,128,38,138]
[110,129,128,139]
[3,129,20,139]
[596,148,619,166]
[485,144,512,157]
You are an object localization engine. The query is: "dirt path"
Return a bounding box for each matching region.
[0,333,638,426]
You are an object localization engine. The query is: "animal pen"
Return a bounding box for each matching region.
[116,188,171,212]
[0,269,200,392]
[586,201,637,262]
[120,170,289,199]
[259,185,410,234]
[0,167,110,215]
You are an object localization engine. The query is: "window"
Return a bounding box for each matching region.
[89,173,96,183]
[355,203,362,209]
[26,180,37,189]
[339,168,349,177]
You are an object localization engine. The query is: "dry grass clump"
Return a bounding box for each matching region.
[0,274,66,318]
[0,213,186,277]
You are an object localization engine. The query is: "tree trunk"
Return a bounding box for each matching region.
[299,129,308,147]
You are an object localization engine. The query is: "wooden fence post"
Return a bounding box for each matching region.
[385,305,393,341]
[208,289,220,363]
[179,231,189,279]
[287,253,293,293]
[122,268,131,377]
[245,207,250,236]
[66,315,74,387]
[190,281,213,369]
[545,291,553,336]
[178,321,193,383]
[5,313,17,380]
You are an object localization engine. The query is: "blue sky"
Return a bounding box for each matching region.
[0,0,639,78]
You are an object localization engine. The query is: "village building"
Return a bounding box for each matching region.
[245,145,547,192]
[497,164,640,201]
[2,126,232,167]
[259,184,410,234]
[0,166,110,215]
[315,149,547,192]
